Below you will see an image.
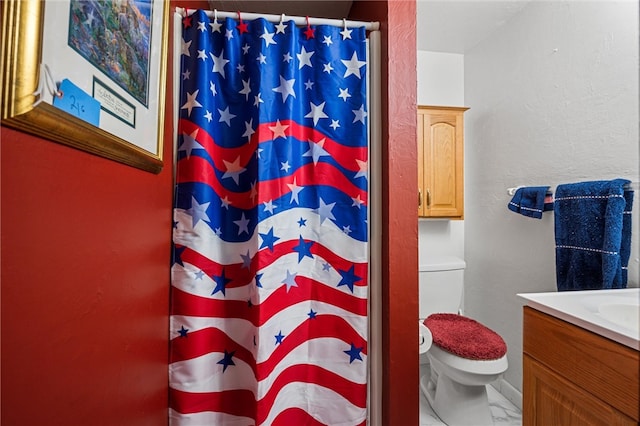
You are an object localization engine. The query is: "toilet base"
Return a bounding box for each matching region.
[420,368,494,426]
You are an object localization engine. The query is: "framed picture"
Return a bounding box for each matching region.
[1,0,169,174]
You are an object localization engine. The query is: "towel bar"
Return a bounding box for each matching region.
[507,181,638,196]
[506,186,553,196]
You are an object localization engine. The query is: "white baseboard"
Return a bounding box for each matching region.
[494,378,522,410]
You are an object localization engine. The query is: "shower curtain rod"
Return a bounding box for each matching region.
[175,7,380,31]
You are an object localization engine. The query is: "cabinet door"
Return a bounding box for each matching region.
[417,107,466,218]
[523,355,636,426]
[523,307,639,421]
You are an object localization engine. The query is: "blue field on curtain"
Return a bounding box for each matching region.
[169,10,369,426]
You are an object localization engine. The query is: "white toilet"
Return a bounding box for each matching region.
[419,256,508,426]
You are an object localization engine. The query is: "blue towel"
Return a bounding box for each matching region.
[621,189,635,283]
[508,186,552,219]
[554,179,633,291]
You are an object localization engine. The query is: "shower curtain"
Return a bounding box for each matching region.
[170,10,369,425]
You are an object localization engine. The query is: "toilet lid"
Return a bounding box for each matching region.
[424,313,507,360]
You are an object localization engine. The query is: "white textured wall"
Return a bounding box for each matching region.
[464,0,639,391]
[417,51,464,106]
[417,51,466,263]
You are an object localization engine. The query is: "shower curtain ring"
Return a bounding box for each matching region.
[280,13,285,25]
[304,15,314,39]
[213,9,218,23]
[236,10,249,34]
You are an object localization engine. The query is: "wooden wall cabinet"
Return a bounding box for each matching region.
[523,307,639,425]
[417,106,468,219]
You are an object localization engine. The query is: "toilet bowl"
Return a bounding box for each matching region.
[418,256,510,425]
[421,313,508,426]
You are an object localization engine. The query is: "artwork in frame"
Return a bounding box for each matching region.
[1,0,169,174]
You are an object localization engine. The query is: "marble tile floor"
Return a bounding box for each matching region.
[419,365,522,426]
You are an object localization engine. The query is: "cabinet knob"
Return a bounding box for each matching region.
[418,189,422,207]
[426,189,431,207]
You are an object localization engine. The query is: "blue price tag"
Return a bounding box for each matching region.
[52,78,100,127]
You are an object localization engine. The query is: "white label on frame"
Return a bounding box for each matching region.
[93,78,136,129]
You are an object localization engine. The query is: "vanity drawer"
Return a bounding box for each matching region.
[523,306,639,421]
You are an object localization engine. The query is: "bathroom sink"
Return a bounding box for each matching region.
[598,303,640,333]
[518,288,640,350]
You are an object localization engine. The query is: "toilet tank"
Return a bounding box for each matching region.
[419,256,466,319]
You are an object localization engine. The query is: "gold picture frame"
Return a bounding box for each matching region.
[1,0,168,174]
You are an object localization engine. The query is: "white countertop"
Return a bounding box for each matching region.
[518,288,640,350]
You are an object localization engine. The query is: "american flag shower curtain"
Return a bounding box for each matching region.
[170,9,369,425]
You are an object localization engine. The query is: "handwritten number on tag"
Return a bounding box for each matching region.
[69,95,86,116]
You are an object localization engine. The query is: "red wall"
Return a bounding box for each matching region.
[349,1,419,425]
[0,7,177,426]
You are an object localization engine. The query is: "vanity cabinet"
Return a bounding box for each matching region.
[417,106,468,219]
[523,307,639,425]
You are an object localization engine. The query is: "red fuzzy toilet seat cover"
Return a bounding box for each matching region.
[425,313,507,360]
